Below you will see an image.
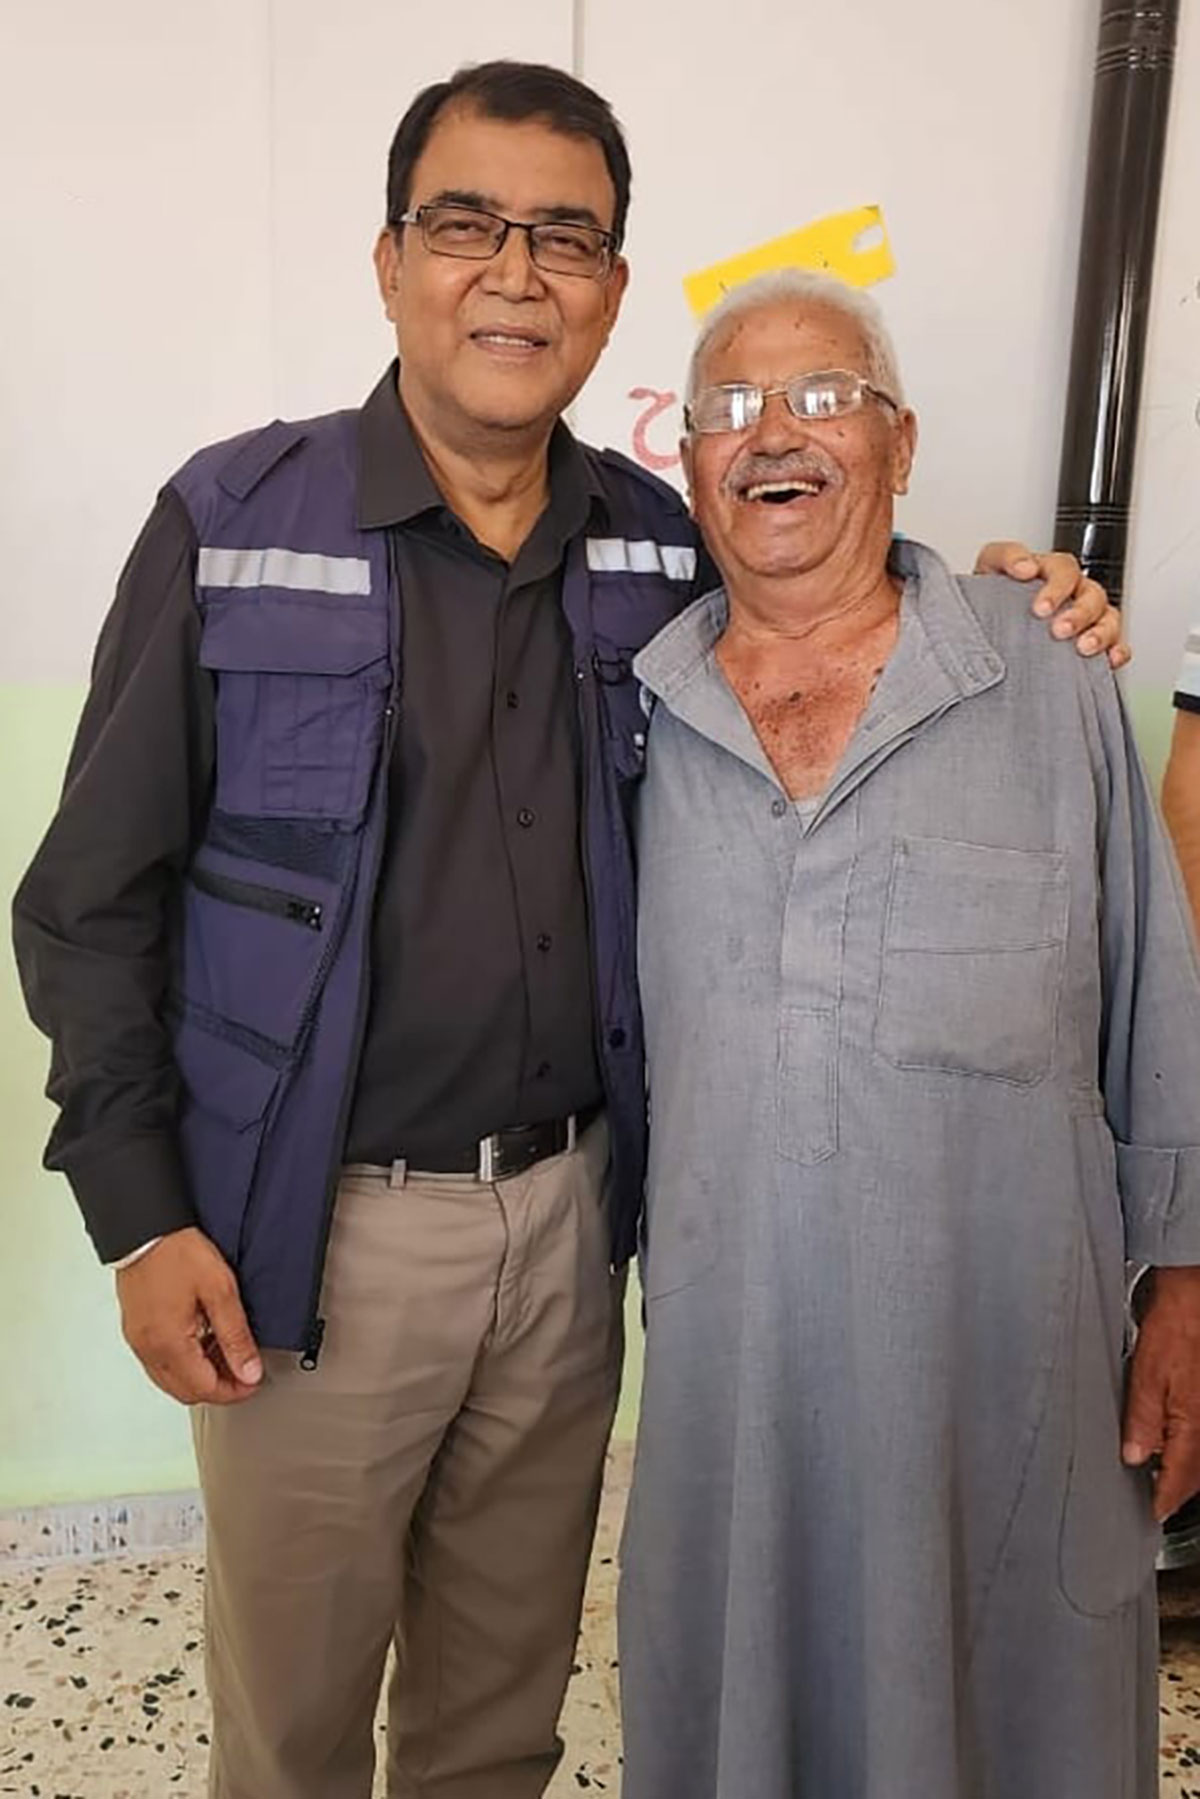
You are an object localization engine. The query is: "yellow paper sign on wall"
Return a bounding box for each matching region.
[683,204,894,318]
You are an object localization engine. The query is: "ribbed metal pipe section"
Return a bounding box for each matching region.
[1053,0,1181,603]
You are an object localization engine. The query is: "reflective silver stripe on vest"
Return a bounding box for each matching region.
[586,538,696,581]
[197,547,372,596]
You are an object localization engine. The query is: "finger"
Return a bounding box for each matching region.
[200,1331,264,1403]
[1049,599,1106,641]
[973,540,1038,580]
[141,1326,260,1407]
[1080,626,1128,660]
[1122,1356,1167,1466]
[202,1280,264,1387]
[138,1331,224,1406]
[1042,579,1090,626]
[1151,1427,1200,1521]
[1063,576,1108,630]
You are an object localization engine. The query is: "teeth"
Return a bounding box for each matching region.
[744,479,821,501]
[477,332,543,348]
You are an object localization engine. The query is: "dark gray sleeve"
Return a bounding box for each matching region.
[12,485,213,1262]
[1090,665,1200,1264]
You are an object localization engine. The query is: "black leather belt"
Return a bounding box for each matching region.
[360,1106,600,1184]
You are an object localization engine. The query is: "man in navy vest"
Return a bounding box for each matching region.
[13,59,1124,1799]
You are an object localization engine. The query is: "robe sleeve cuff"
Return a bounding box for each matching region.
[1119,1143,1200,1265]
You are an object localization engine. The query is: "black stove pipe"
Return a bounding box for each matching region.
[1053,0,1181,603]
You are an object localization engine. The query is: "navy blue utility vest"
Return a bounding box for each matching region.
[169,405,699,1354]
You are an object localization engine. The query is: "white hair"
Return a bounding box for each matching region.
[685,268,905,410]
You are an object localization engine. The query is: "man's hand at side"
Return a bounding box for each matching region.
[116,1227,264,1406]
[973,541,1130,669]
[1122,1265,1200,1521]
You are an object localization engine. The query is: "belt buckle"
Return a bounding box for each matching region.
[476,1115,576,1183]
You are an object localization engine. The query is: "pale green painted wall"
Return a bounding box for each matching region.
[1126,686,1176,798]
[1,687,198,1505]
[0,679,1179,1505]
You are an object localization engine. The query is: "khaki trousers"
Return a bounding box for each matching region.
[193,1115,623,1799]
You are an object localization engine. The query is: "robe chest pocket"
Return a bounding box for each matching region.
[199,594,390,824]
[874,837,1068,1086]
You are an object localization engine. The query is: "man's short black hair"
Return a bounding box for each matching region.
[386,60,632,251]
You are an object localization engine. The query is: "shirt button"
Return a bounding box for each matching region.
[771,797,788,818]
[505,691,520,710]
[517,807,536,828]
[535,1060,552,1079]
[608,1027,627,1049]
[536,932,553,952]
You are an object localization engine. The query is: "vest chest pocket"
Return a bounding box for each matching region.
[874,836,1069,1086]
[178,852,338,1051]
[199,594,390,824]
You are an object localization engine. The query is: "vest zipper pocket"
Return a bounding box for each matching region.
[190,865,324,932]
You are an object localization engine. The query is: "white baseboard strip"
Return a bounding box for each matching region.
[0,1491,205,1566]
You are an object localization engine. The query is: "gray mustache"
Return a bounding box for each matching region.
[723,451,843,496]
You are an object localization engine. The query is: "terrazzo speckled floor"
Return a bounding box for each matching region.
[4,1447,1200,1797]
[0,1447,627,1798]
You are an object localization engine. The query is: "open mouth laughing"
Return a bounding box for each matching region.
[741,476,828,505]
[726,454,841,510]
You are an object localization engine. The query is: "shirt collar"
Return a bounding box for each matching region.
[633,584,727,704]
[634,539,1007,708]
[356,360,606,536]
[633,542,1008,826]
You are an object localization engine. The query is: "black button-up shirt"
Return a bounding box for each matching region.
[13,367,604,1258]
[348,368,603,1162]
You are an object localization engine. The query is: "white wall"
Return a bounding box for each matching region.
[4,1,1198,687]
[0,1,273,684]
[578,0,1200,684]
[1123,0,1200,692]
[0,0,573,686]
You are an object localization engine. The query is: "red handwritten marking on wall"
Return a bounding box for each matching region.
[628,387,682,472]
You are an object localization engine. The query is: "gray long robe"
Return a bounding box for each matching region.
[619,541,1200,1799]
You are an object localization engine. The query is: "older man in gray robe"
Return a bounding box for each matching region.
[618,269,1200,1799]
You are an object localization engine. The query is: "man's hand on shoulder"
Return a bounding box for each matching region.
[973,541,1130,670]
[116,1226,264,1406]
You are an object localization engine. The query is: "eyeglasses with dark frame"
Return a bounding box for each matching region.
[396,203,616,280]
[684,369,901,435]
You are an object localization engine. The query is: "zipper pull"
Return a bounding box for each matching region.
[286,899,323,931]
[299,1316,326,1371]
